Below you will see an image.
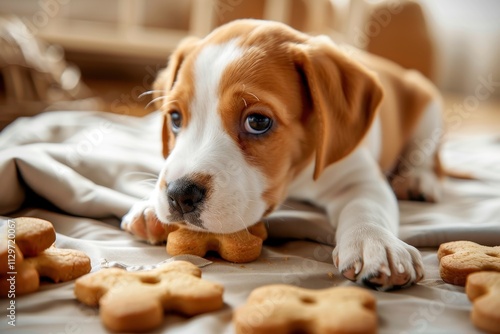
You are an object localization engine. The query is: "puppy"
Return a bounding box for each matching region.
[122,19,443,291]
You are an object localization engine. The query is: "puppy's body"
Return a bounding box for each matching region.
[123,20,443,290]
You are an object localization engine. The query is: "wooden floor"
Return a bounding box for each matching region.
[85,78,500,137]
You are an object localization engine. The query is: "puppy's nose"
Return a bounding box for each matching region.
[167,179,206,214]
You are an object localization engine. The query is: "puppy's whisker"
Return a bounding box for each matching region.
[138,90,164,99]
[146,95,170,109]
[139,185,156,190]
[276,203,294,210]
[123,171,159,178]
[247,92,260,101]
[159,100,178,110]
[137,178,158,184]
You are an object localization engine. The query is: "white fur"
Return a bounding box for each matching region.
[364,114,382,161]
[401,100,443,201]
[287,100,442,290]
[288,138,422,290]
[155,40,267,233]
[390,100,443,202]
[122,33,442,290]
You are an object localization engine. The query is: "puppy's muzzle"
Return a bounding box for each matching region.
[167,179,206,215]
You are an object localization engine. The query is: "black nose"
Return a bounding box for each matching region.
[167,179,206,215]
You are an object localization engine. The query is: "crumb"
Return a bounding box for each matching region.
[327,272,335,279]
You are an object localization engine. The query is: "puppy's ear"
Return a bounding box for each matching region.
[155,37,199,158]
[290,37,383,179]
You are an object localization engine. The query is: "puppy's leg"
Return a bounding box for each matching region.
[390,100,444,202]
[121,199,167,244]
[320,150,424,290]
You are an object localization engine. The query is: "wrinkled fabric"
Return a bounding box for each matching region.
[0,110,498,333]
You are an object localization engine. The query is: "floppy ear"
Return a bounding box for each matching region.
[289,37,383,179]
[154,36,199,158]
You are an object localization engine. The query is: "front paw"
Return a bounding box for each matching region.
[121,201,168,244]
[333,226,424,291]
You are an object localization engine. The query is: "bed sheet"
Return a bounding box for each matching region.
[0,110,499,334]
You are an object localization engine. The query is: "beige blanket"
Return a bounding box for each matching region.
[1,110,499,333]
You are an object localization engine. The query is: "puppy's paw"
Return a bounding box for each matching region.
[333,225,424,291]
[121,201,167,244]
[390,168,442,202]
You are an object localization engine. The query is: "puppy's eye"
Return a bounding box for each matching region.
[169,111,182,133]
[244,114,273,135]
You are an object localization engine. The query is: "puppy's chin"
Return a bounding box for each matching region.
[197,208,266,234]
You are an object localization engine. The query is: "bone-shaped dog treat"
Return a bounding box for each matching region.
[24,247,92,282]
[74,261,224,333]
[466,271,500,334]
[234,284,377,334]
[164,222,268,263]
[437,241,500,286]
[124,210,268,263]
[10,217,56,257]
[0,217,91,297]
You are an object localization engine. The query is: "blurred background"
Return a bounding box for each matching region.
[1,0,499,135]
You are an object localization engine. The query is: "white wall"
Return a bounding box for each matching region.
[420,0,500,95]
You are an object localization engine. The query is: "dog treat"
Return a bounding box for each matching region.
[124,210,268,263]
[165,222,268,263]
[11,217,56,257]
[0,217,91,297]
[0,256,40,296]
[234,284,377,334]
[0,241,23,274]
[466,271,500,334]
[74,261,224,333]
[437,241,500,286]
[24,247,92,283]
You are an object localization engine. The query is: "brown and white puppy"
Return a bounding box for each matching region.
[122,19,443,291]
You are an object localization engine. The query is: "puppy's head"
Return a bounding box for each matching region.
[152,19,382,233]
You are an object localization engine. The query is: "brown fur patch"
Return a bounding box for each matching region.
[155,19,439,215]
[212,22,317,212]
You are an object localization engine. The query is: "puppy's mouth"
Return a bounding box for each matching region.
[167,211,206,230]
